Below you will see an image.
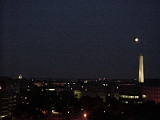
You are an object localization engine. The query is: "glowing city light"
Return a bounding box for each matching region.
[84,113,87,118]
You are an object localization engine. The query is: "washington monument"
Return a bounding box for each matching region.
[138,54,144,83]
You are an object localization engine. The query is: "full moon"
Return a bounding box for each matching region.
[135,38,139,42]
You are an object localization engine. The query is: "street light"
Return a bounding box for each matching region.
[83,113,87,118]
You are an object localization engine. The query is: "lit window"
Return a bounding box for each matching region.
[135,96,139,99]
[48,89,55,91]
[120,95,139,99]
[27,89,30,91]
[84,80,88,83]
[103,84,108,86]
[82,86,84,88]
[138,101,142,104]
[122,101,128,104]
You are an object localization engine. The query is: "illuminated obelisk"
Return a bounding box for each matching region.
[138,54,144,83]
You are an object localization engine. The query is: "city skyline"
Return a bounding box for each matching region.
[1,0,160,79]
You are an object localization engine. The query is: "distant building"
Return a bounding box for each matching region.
[18,74,23,80]
[118,83,142,104]
[0,77,19,119]
[18,78,34,104]
[67,80,107,102]
[142,86,160,104]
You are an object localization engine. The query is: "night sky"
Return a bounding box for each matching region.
[1,0,160,79]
